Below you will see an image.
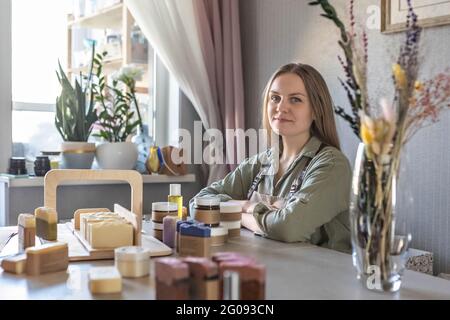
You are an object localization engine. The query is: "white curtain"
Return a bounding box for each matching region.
[125,0,228,184]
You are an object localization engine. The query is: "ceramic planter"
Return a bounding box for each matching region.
[95,142,138,170]
[61,142,96,169]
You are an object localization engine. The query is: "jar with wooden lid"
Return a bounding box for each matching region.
[219,202,242,238]
[192,197,221,226]
[152,202,178,240]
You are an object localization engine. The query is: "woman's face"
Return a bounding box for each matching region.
[267,73,314,138]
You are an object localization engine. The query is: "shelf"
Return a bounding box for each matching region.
[68,57,122,74]
[68,3,124,29]
[0,173,196,188]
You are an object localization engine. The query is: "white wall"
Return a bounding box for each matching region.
[0,0,12,173]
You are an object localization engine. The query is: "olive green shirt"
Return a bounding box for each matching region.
[190,136,352,253]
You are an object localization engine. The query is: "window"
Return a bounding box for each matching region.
[11,0,69,158]
[9,0,178,166]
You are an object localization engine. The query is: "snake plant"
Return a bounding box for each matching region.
[55,46,97,142]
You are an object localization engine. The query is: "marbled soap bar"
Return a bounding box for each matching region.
[34,207,57,241]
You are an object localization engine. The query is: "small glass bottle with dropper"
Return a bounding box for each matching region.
[168,184,183,219]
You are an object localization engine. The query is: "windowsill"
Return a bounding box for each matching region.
[0,173,196,187]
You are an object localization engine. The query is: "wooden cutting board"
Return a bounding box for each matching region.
[65,222,173,260]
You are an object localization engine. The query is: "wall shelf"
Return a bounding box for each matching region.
[0,173,196,188]
[68,3,124,29]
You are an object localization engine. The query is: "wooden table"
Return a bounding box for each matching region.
[1,226,450,300]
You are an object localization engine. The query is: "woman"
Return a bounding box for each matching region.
[190,63,352,252]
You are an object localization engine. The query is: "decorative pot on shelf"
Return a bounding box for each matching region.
[350,142,411,293]
[61,142,96,169]
[131,124,153,174]
[95,141,138,170]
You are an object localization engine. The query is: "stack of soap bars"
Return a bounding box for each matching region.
[154,253,265,300]
[78,212,133,249]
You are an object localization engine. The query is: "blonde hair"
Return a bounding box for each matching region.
[262,63,341,150]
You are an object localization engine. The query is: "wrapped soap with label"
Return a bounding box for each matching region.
[178,223,211,257]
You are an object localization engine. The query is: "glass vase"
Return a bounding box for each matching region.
[131,124,153,174]
[350,142,411,292]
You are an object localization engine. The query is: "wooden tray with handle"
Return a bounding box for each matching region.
[43,169,172,261]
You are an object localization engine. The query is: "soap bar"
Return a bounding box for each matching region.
[74,208,110,230]
[34,207,57,241]
[179,223,211,257]
[26,242,69,276]
[89,266,122,294]
[179,235,211,257]
[84,216,125,244]
[219,261,266,300]
[212,252,256,265]
[155,257,189,285]
[155,258,189,300]
[183,257,219,300]
[80,212,121,240]
[180,224,211,237]
[18,213,36,252]
[89,220,133,249]
[162,216,179,248]
[1,253,27,275]
[176,220,196,253]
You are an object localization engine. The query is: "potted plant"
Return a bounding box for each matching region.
[55,46,98,169]
[92,53,143,169]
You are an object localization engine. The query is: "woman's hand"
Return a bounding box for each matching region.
[227,199,263,233]
[241,212,263,234]
[228,200,258,213]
